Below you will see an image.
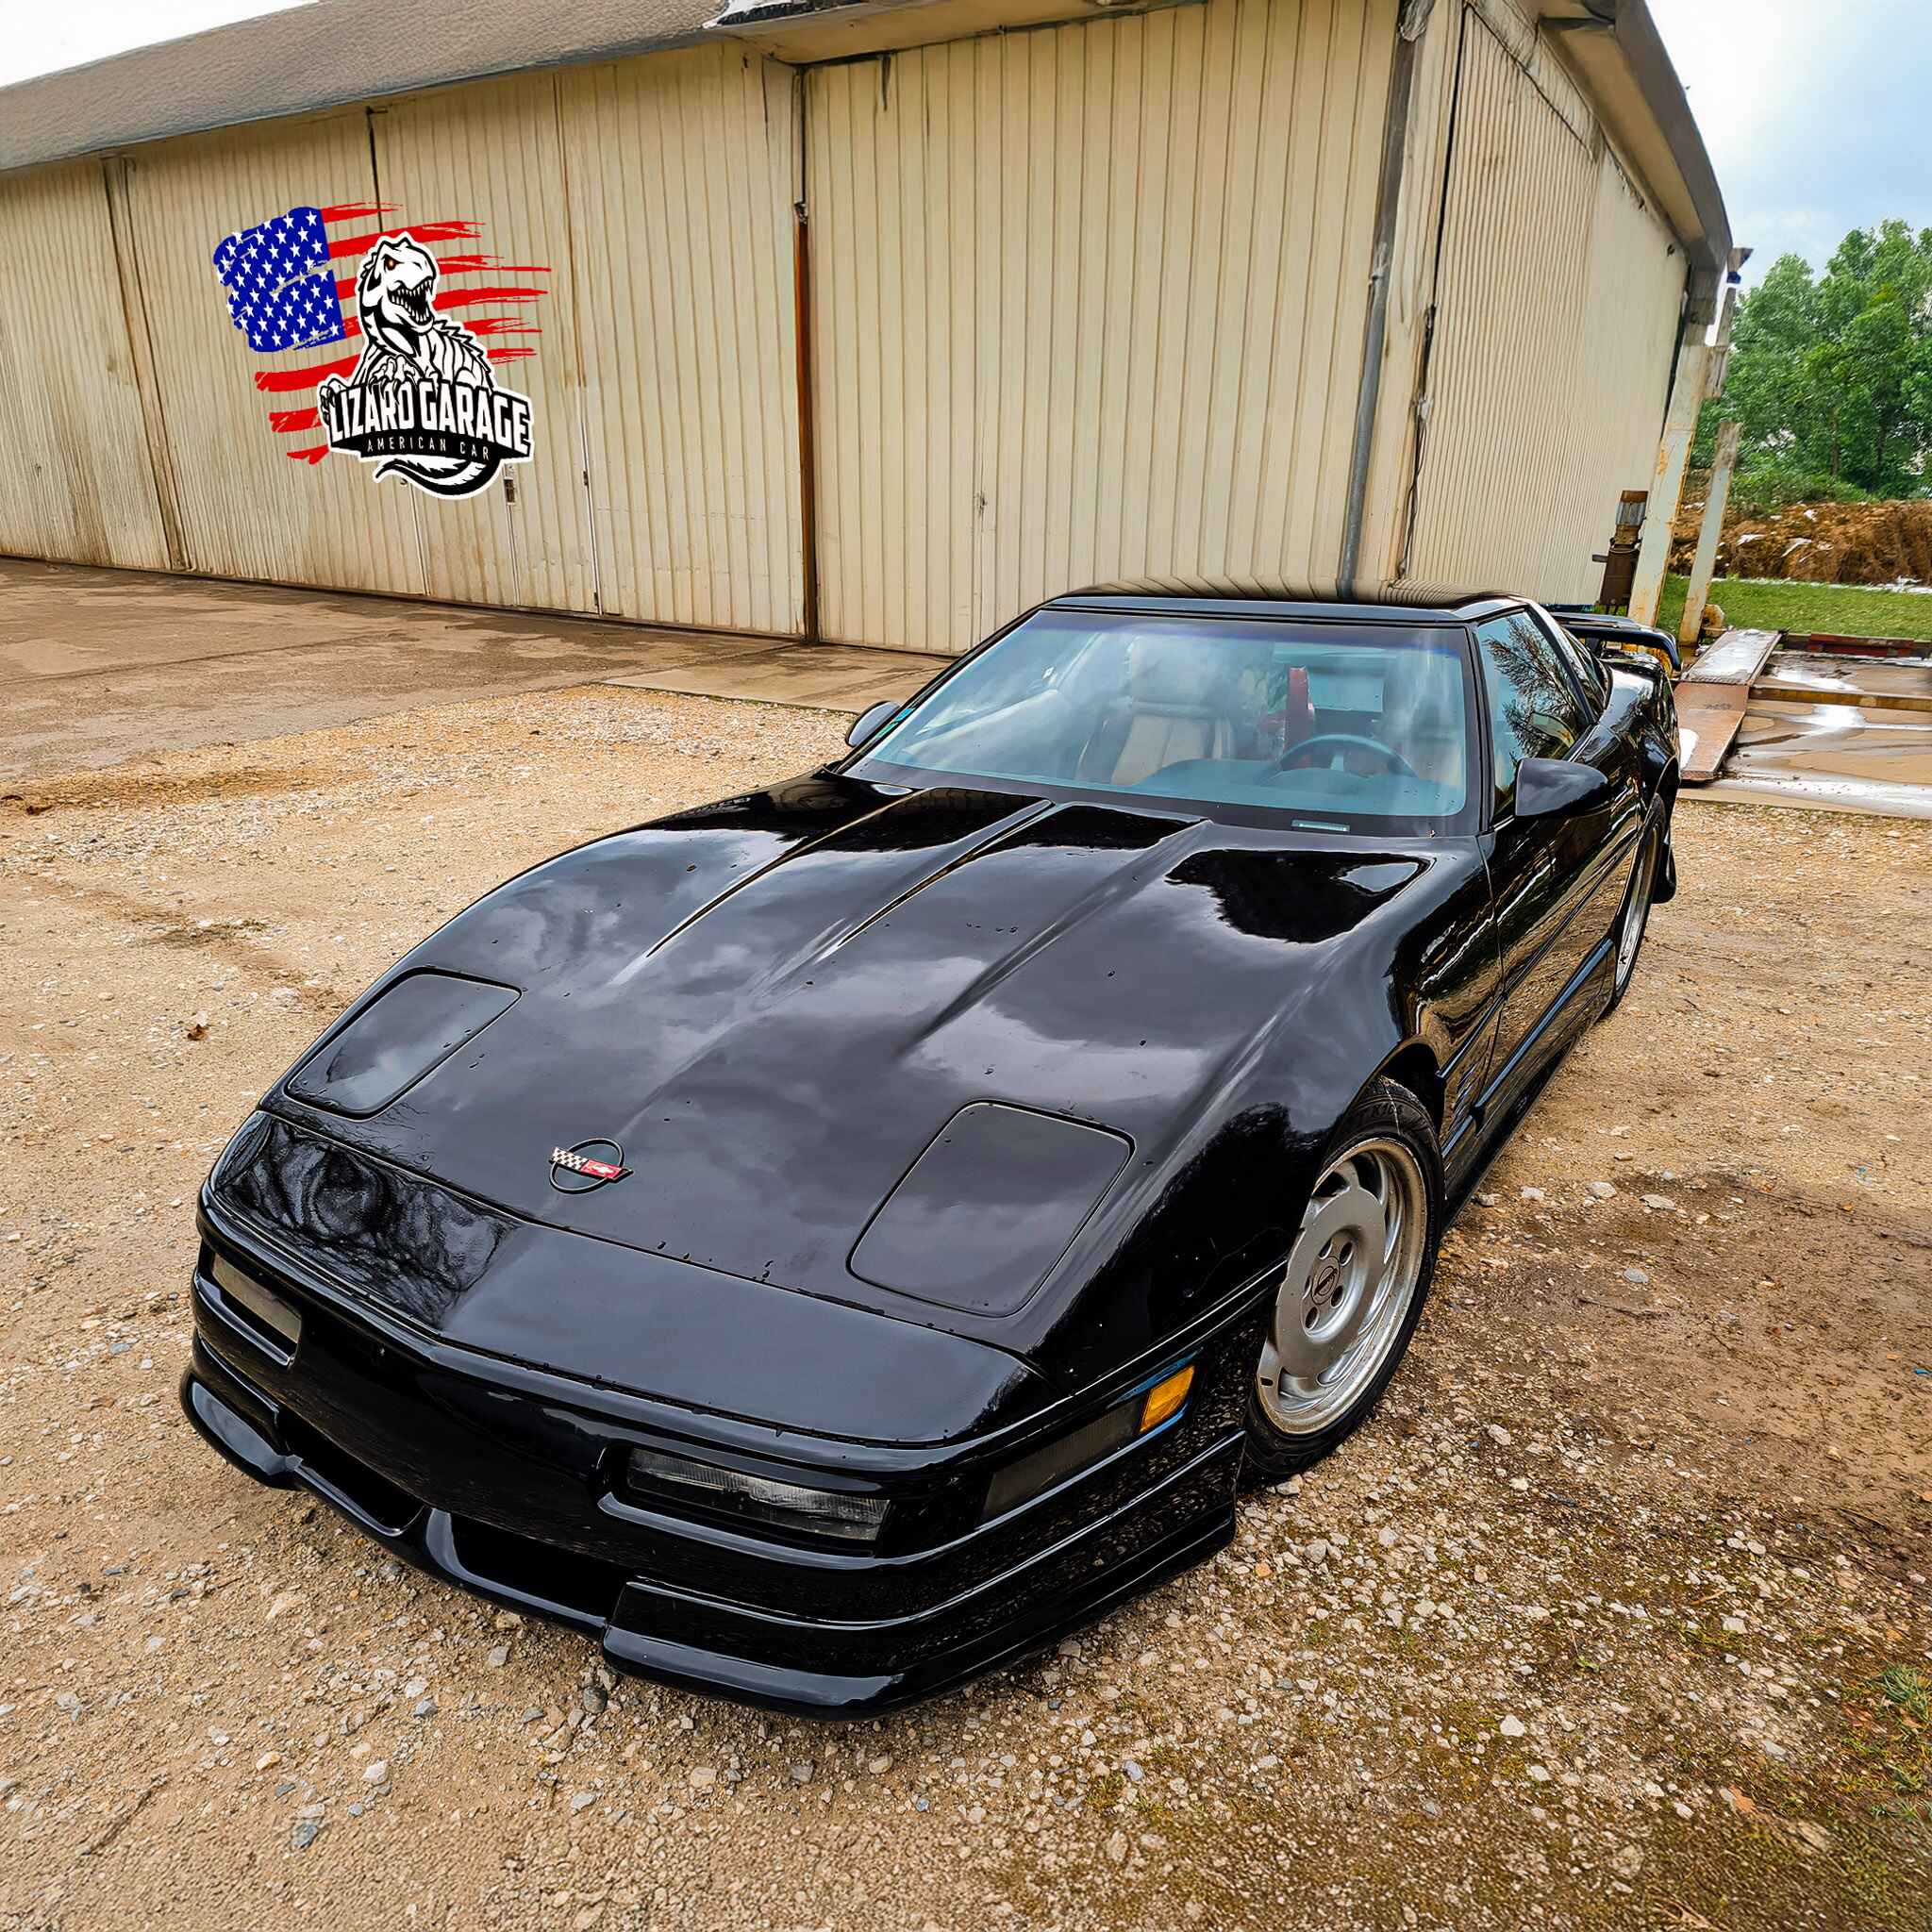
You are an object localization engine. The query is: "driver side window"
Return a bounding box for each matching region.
[1475,612,1591,819]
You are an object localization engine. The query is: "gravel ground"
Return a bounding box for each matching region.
[2,687,1928,1931]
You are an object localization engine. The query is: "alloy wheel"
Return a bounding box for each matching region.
[1255,1140,1428,1436]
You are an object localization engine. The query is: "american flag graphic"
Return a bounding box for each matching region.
[209,201,546,464]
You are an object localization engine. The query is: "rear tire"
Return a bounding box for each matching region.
[1241,1077,1441,1483]
[1601,812,1660,1018]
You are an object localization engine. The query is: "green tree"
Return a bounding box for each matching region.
[1693,221,1932,499]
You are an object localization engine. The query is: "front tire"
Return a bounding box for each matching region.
[1241,1077,1441,1481]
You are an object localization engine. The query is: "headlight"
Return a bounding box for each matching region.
[625,1446,888,1544]
[982,1361,1194,1521]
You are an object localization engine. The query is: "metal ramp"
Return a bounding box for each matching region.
[1675,628,1781,783]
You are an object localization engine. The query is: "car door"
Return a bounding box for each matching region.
[1474,608,1635,1115]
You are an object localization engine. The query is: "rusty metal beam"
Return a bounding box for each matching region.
[1677,416,1739,649]
[1678,625,1780,686]
[1339,0,1435,591]
[1629,281,1735,625]
[1626,340,1707,626]
[1674,623,1780,783]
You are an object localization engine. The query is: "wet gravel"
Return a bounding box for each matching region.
[1,687,1928,1930]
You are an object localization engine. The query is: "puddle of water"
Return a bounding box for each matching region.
[1700,698,1932,819]
[1757,653,1932,703]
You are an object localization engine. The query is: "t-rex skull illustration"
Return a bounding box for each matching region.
[352,234,492,388]
[358,235,441,359]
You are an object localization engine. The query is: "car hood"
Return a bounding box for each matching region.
[257,774,1457,1386]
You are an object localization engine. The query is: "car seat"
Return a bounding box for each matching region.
[1074,641,1240,787]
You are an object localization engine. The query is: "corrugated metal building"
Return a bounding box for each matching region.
[0,0,1728,655]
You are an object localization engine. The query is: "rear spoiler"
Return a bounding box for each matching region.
[1545,605,1682,676]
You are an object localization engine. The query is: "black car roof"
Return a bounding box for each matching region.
[1049,578,1520,625]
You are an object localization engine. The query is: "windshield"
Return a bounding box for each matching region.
[852,609,1475,831]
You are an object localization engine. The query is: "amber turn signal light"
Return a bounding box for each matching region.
[1139,1363,1194,1434]
[981,1357,1198,1523]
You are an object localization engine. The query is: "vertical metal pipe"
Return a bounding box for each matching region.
[1339,0,1435,593]
[1629,281,1732,625]
[792,195,823,646]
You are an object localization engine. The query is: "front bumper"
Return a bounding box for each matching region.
[181,1240,1254,1716]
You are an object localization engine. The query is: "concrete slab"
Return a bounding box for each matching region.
[0,558,926,785]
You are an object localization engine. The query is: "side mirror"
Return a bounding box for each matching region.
[1514,757,1611,822]
[845,699,901,749]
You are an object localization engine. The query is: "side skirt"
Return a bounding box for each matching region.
[1441,929,1616,1218]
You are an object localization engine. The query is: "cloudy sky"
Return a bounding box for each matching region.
[3,1,1925,285]
[1648,0,1931,284]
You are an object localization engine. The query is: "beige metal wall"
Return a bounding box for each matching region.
[1401,5,1686,598]
[4,47,800,629]
[123,109,427,595]
[559,49,804,635]
[371,74,599,614]
[1553,148,1685,578]
[0,2,1694,638]
[807,0,1399,654]
[0,160,171,570]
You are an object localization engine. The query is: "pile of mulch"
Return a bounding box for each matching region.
[1668,495,1932,585]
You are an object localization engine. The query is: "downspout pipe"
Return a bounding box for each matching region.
[791,68,823,646]
[1338,0,1435,595]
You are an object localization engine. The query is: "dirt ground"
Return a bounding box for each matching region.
[2,686,1928,1932]
[1669,496,1932,591]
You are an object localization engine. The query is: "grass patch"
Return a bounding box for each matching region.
[1843,1663,1932,1825]
[1658,574,1932,644]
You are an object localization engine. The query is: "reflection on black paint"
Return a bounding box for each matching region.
[1166,850,1424,942]
[647,793,791,835]
[824,788,1033,855]
[215,1114,508,1327]
[999,804,1181,855]
[1145,1107,1307,1291]
[654,779,1025,858]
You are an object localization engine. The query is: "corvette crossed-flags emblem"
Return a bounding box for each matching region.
[550,1146,629,1182]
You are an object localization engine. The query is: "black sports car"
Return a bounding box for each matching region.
[182,585,1679,1715]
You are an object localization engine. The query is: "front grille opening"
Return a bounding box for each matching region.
[446,1517,627,1624]
[281,1414,420,1536]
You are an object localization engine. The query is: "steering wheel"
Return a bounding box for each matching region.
[1273,732,1419,781]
